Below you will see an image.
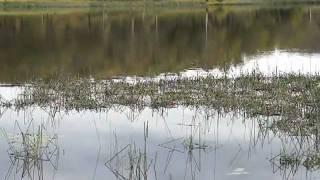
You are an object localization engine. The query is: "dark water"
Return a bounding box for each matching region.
[0,6,320,82]
[0,5,320,180]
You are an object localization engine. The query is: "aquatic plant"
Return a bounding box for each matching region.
[1,121,59,180]
[105,122,153,180]
[6,73,319,118]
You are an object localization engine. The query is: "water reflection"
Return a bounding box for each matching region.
[0,112,59,180]
[0,103,320,179]
[1,5,320,180]
[1,6,320,82]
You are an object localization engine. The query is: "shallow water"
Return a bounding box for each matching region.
[0,105,319,180]
[1,5,320,180]
[0,85,319,180]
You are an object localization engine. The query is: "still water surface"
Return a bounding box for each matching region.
[0,5,320,180]
[0,6,320,81]
[1,104,319,180]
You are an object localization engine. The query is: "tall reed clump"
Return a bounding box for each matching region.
[105,122,153,180]
[1,122,59,180]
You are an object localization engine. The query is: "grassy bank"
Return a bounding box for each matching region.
[0,0,318,9]
[0,0,207,9]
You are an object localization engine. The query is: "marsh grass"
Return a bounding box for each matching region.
[2,72,320,178]
[3,72,320,174]
[270,151,301,179]
[105,122,153,180]
[270,146,320,179]
[10,73,320,116]
[6,73,320,139]
[105,120,214,180]
[1,121,59,180]
[8,73,320,172]
[158,122,215,179]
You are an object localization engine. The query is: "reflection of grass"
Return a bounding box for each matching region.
[2,73,320,178]
[11,73,320,177]
[105,122,151,180]
[270,151,301,179]
[106,121,214,180]
[270,150,320,179]
[158,122,215,179]
[1,121,59,180]
[105,144,152,180]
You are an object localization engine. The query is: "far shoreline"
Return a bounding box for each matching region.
[0,0,319,9]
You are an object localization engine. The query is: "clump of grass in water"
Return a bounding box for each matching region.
[0,121,59,180]
[4,72,320,137]
[10,72,320,116]
[6,73,320,139]
[105,122,154,180]
[270,151,301,179]
[3,72,320,177]
[270,146,320,179]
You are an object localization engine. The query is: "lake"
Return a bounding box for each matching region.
[0,5,320,180]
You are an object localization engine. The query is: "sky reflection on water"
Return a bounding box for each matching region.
[0,105,319,180]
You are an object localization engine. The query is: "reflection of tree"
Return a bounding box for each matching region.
[0,7,319,82]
